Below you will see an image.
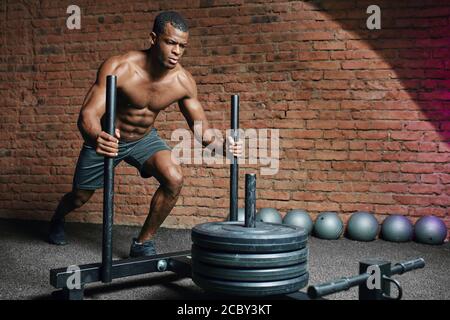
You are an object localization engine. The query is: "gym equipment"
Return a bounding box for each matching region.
[192,260,308,282]
[102,75,116,283]
[229,94,239,222]
[414,216,447,245]
[381,215,413,242]
[193,272,309,297]
[313,212,343,240]
[192,221,307,253]
[256,207,283,224]
[191,245,308,268]
[346,211,379,242]
[191,174,309,297]
[283,209,313,235]
[307,258,425,300]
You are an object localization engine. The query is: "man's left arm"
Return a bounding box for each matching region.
[178,95,226,155]
[177,74,241,156]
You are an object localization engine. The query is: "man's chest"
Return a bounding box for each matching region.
[118,78,185,112]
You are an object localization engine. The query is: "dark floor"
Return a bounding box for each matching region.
[0,218,448,300]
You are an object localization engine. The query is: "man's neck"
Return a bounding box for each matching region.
[145,48,171,81]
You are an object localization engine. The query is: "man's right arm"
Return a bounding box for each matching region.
[77,56,127,156]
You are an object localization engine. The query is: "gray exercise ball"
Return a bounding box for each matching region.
[414,216,447,245]
[381,215,413,242]
[256,208,282,224]
[237,208,245,222]
[313,212,343,240]
[283,209,313,235]
[347,211,379,241]
[226,208,245,222]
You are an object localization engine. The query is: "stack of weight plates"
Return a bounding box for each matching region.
[191,221,309,297]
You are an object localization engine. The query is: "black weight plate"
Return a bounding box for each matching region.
[192,221,307,253]
[191,245,308,268]
[192,261,308,282]
[192,272,309,297]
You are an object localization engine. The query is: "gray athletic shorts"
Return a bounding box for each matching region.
[73,128,171,190]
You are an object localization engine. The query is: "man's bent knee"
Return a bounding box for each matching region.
[164,166,183,196]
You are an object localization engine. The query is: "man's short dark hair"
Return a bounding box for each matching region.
[153,11,188,35]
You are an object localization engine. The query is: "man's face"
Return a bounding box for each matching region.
[152,23,188,69]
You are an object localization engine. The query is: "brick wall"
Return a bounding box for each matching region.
[0,0,449,237]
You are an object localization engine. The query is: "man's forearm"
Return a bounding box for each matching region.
[77,114,102,146]
[201,129,226,156]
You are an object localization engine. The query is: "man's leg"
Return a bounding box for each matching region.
[49,189,95,245]
[138,150,183,243]
[128,149,183,257]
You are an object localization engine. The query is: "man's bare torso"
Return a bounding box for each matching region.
[110,50,191,142]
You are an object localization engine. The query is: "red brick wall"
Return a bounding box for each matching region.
[0,0,449,237]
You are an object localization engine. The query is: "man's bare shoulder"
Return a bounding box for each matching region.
[122,50,147,66]
[99,51,144,78]
[176,66,197,98]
